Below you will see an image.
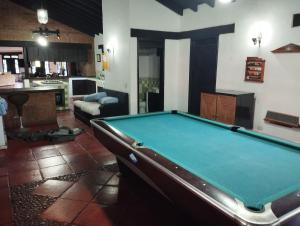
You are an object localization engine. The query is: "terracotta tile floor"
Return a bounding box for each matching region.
[1,111,299,226]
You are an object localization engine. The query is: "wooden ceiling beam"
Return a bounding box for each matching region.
[155,0,184,16]
[173,0,198,12]
[45,3,100,35]
[50,0,100,23]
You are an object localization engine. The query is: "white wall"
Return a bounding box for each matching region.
[164,39,190,112]
[0,55,3,73]
[102,0,131,93]
[177,39,191,112]
[102,0,181,114]
[94,33,103,77]
[102,0,300,142]
[129,38,138,114]
[181,0,300,142]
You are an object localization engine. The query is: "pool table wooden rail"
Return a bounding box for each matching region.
[91,113,300,226]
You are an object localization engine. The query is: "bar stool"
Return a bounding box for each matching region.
[8,93,29,130]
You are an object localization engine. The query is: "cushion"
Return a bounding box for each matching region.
[83,92,107,102]
[73,100,85,109]
[99,96,119,105]
[80,102,101,116]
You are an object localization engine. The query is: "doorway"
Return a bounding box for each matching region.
[137,40,164,113]
[188,37,219,115]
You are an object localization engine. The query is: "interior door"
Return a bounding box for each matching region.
[137,40,164,113]
[188,38,219,115]
[216,95,236,124]
[200,93,217,120]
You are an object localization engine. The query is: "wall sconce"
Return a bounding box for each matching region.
[252,32,262,47]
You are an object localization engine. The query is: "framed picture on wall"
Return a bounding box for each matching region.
[96,54,101,62]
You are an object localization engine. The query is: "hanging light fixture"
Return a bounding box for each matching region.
[32,0,60,46]
[37,8,48,24]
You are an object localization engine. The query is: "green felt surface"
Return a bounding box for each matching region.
[104,112,300,209]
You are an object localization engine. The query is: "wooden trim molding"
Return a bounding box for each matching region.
[0,40,92,49]
[131,24,235,40]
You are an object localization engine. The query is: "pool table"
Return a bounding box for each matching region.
[91,111,300,226]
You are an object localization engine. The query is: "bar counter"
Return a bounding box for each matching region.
[0,83,61,130]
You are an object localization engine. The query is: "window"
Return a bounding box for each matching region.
[14,59,19,74]
[30,61,68,76]
[1,54,21,74]
[2,59,7,73]
[45,61,50,75]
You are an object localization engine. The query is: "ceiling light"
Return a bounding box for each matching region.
[219,0,234,4]
[36,36,48,47]
[37,8,48,24]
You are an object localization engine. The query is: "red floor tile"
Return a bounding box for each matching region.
[9,169,42,186]
[79,171,114,186]
[33,180,73,197]
[106,174,120,186]
[0,176,8,189]
[62,153,91,163]
[62,182,102,202]
[40,164,73,179]
[96,155,117,166]
[69,158,98,173]
[31,144,57,153]
[0,188,12,225]
[33,148,61,160]
[56,142,86,155]
[6,148,34,161]
[74,203,115,226]
[38,156,66,169]
[0,167,8,177]
[91,152,114,163]
[8,160,39,173]
[41,198,88,223]
[93,186,119,205]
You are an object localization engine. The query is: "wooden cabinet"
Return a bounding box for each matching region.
[216,95,236,124]
[200,90,255,129]
[200,93,217,120]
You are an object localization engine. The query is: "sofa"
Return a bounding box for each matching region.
[73,87,129,125]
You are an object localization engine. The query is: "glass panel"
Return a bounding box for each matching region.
[15,59,20,74]
[11,55,18,59]
[45,61,50,75]
[3,56,10,59]
[3,60,7,73]
[62,62,67,76]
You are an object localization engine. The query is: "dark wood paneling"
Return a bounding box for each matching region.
[72,80,96,95]
[189,38,218,115]
[131,24,235,40]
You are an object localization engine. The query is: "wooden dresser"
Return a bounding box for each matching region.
[200,90,255,129]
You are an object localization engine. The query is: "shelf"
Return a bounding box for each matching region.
[265,111,300,128]
[245,57,265,83]
[272,43,300,53]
